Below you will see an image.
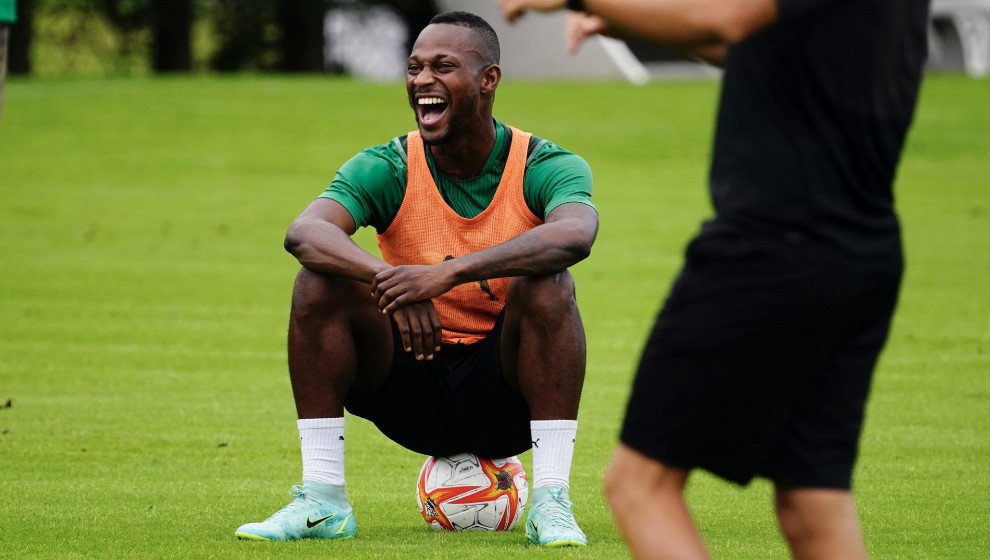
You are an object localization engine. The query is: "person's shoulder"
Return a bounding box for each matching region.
[524,133,590,172]
[327,134,411,231]
[350,135,410,168]
[498,122,564,160]
[333,135,411,187]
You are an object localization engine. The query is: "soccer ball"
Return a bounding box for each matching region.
[416,453,528,531]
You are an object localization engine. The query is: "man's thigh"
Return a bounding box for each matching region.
[291,267,394,397]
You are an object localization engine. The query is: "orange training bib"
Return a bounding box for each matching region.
[377,126,543,344]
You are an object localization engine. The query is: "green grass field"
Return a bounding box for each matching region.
[1,74,988,559]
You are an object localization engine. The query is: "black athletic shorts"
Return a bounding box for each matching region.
[343,313,532,458]
[621,227,902,488]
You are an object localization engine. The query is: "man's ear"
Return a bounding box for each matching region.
[480,64,501,95]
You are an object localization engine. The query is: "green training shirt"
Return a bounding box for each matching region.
[320,120,594,233]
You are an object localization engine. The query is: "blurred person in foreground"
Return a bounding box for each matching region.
[500,0,929,558]
[235,11,597,547]
[0,0,15,119]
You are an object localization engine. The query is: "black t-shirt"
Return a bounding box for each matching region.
[707,0,930,261]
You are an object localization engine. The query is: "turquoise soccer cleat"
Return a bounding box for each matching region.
[235,483,356,541]
[525,486,588,547]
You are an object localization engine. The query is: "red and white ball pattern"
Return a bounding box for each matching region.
[417,453,528,531]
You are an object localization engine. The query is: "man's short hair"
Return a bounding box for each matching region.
[428,11,500,66]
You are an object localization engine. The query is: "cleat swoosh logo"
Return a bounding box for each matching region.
[334,514,354,535]
[306,514,333,528]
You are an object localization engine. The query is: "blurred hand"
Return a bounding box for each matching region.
[372,263,455,314]
[498,0,567,24]
[566,11,611,53]
[390,300,442,361]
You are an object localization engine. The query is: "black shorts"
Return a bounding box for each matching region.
[621,228,902,488]
[343,313,532,458]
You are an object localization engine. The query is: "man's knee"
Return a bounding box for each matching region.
[291,267,365,318]
[774,487,858,542]
[506,271,577,318]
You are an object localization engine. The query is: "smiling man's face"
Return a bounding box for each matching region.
[406,23,493,146]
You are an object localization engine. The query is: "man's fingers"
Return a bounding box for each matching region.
[499,0,526,23]
[418,306,442,360]
[375,278,404,311]
[566,11,585,53]
[382,292,411,315]
[502,0,570,22]
[371,268,398,298]
[390,302,441,360]
[566,12,606,53]
[498,0,519,23]
[409,311,427,361]
[374,268,395,282]
[378,290,394,312]
[372,276,393,300]
[392,310,413,353]
[428,307,443,353]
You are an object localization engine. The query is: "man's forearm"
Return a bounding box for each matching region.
[284,220,389,283]
[369,204,598,313]
[564,10,727,66]
[445,217,595,285]
[580,0,778,48]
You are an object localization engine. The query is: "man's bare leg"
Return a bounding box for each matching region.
[501,271,585,420]
[288,267,393,418]
[605,444,710,560]
[501,271,589,546]
[234,268,393,541]
[775,487,868,560]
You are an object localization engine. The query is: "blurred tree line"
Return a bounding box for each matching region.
[7,0,436,76]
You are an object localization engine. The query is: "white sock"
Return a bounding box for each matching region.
[298,417,345,486]
[530,419,577,490]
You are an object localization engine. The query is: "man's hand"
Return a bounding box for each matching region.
[390,300,443,361]
[498,0,566,24]
[497,1,609,55]
[372,263,457,314]
[566,11,610,53]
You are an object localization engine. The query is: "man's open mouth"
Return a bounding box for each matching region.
[416,96,449,127]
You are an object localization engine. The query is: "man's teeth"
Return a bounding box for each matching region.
[418,97,445,105]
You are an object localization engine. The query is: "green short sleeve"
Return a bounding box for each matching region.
[523,139,595,220]
[0,0,16,23]
[318,140,407,233]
